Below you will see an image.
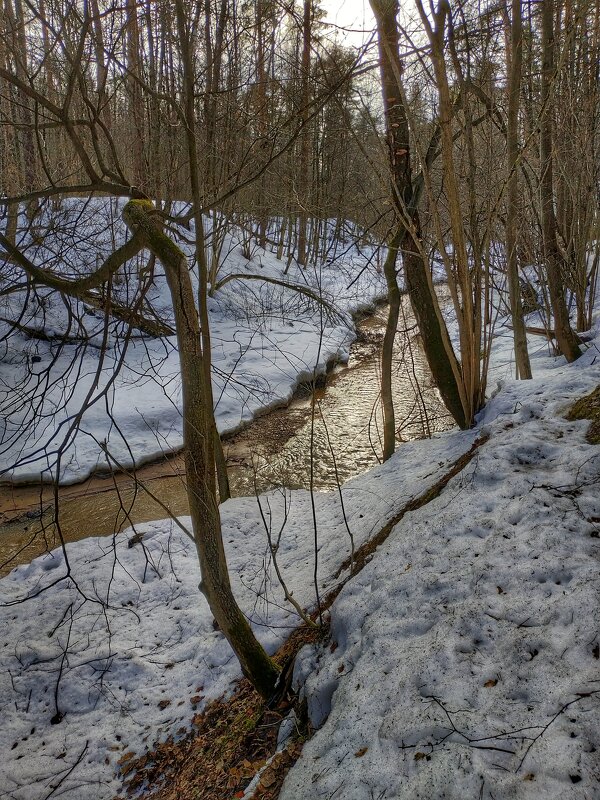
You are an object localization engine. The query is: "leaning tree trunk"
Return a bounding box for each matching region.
[403,220,468,429]
[370,0,468,449]
[540,0,581,362]
[416,0,482,425]
[123,201,280,699]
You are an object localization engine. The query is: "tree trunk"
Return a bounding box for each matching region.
[126,0,145,190]
[505,0,532,378]
[381,229,402,460]
[370,0,468,443]
[296,0,312,267]
[123,200,279,699]
[175,0,280,696]
[214,425,231,502]
[540,0,581,361]
[417,0,480,425]
[403,223,468,429]
[255,0,269,249]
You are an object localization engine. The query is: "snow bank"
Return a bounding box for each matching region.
[280,324,600,799]
[0,200,385,484]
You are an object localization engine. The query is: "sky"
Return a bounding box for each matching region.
[319,0,376,47]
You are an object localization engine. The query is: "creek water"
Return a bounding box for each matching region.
[0,296,454,576]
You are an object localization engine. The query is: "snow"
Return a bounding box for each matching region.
[1,200,599,799]
[0,427,478,799]
[279,324,600,799]
[0,199,385,484]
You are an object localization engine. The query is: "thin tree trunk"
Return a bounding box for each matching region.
[296,0,311,267]
[381,229,402,460]
[126,0,145,190]
[255,0,268,248]
[505,0,532,378]
[214,425,231,502]
[5,0,36,195]
[171,0,280,696]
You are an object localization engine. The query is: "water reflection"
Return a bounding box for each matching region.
[226,299,453,494]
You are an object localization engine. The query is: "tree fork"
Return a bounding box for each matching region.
[370,0,468,438]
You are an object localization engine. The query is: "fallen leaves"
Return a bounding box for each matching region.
[120,623,322,800]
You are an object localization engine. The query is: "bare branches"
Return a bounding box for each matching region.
[0,228,145,296]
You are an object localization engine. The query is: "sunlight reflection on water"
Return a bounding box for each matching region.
[0,295,453,575]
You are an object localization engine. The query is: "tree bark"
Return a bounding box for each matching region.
[504,0,532,378]
[540,0,581,361]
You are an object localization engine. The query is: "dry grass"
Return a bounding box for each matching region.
[567,385,600,444]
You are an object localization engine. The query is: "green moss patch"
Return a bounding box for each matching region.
[566,385,600,444]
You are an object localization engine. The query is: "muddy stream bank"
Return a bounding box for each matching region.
[0,298,453,576]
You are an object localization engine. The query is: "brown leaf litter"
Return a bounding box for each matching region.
[118,624,325,800]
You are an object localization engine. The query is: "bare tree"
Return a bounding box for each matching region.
[539,0,581,361]
[504,0,532,378]
[370,0,468,457]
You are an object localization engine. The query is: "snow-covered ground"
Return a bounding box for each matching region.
[0,427,478,799]
[1,201,598,799]
[0,199,385,484]
[281,333,600,799]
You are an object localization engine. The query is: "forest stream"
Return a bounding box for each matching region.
[0,296,453,576]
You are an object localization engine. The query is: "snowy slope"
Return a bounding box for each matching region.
[0,427,477,800]
[0,310,598,799]
[0,199,385,484]
[280,327,600,799]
